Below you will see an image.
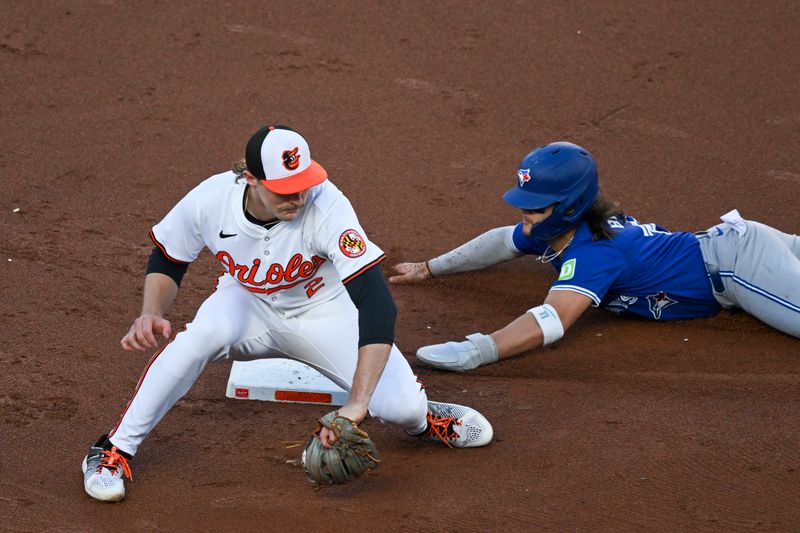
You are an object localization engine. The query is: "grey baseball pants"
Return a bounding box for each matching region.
[697,216,800,338]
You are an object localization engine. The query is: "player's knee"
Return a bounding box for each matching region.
[187,317,243,349]
[371,383,428,428]
[155,322,238,378]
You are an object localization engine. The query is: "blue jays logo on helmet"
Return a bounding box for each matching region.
[517,169,531,186]
[503,141,599,240]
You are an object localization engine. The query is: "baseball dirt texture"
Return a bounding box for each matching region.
[2,1,799,531]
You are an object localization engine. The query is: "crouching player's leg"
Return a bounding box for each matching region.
[264,291,494,448]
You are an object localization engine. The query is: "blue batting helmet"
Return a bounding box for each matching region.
[502,141,599,240]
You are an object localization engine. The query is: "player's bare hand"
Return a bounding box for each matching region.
[388,262,432,284]
[319,403,368,448]
[121,314,172,351]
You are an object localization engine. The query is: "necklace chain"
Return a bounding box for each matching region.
[538,236,574,264]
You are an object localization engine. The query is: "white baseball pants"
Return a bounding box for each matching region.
[109,284,429,455]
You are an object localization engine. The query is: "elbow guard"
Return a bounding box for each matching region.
[527,304,564,346]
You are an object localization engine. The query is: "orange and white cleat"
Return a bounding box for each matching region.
[81,435,133,502]
[420,401,493,448]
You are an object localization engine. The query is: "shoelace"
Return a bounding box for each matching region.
[97,446,133,480]
[426,413,459,448]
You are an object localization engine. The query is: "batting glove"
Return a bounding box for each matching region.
[416,333,498,372]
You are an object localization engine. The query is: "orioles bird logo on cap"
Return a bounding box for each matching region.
[282,147,300,171]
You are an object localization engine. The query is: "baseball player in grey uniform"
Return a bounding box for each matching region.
[390,142,800,372]
[81,124,493,502]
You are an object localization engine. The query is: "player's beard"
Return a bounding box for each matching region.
[522,221,533,237]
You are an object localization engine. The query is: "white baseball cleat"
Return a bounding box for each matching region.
[81,435,132,502]
[419,401,493,448]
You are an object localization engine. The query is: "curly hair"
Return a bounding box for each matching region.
[583,194,624,240]
[232,157,248,183]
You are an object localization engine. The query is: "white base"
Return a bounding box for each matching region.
[225,359,349,406]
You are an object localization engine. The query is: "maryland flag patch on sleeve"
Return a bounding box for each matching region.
[339,229,366,258]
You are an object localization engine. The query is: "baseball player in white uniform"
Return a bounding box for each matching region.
[81,124,493,502]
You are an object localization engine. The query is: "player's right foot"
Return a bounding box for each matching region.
[81,434,132,502]
[418,401,493,448]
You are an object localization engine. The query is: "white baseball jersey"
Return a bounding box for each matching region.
[150,171,385,317]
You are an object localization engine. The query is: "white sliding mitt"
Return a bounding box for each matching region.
[416,333,498,372]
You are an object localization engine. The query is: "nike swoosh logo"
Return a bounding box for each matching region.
[219,230,237,239]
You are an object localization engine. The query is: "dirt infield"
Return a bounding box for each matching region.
[2,1,799,531]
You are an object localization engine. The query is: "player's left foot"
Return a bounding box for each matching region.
[415,401,493,448]
[81,434,133,502]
